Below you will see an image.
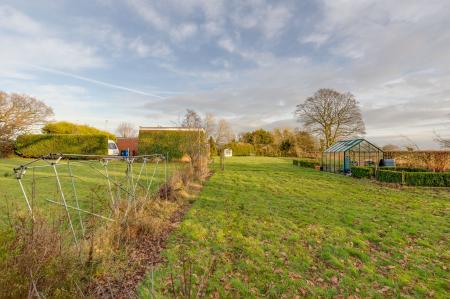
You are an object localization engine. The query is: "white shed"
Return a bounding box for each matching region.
[224,148,233,157]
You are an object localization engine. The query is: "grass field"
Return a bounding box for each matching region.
[0,157,177,228]
[140,156,449,298]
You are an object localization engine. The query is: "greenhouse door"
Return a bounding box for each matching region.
[343,152,351,173]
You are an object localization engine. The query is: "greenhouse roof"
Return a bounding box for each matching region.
[324,138,382,153]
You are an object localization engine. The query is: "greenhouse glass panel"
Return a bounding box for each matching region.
[321,139,384,173]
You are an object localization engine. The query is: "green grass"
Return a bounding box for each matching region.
[140,156,449,298]
[0,157,177,228]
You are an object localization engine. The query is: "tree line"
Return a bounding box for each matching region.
[2,88,450,158]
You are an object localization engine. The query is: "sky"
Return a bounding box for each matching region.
[1,0,449,149]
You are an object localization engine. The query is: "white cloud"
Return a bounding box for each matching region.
[170,23,198,42]
[0,5,42,34]
[301,33,330,47]
[126,0,169,30]
[0,6,106,72]
[129,37,172,58]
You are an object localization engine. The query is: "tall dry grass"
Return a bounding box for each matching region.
[0,158,210,298]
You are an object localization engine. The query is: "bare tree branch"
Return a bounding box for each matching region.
[295,89,365,148]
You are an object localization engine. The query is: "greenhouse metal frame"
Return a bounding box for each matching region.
[321,139,384,173]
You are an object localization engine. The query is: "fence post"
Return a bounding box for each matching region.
[401,171,405,185]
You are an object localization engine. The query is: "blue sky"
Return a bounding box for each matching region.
[1,0,449,148]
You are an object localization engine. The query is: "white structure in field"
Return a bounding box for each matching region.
[224,148,233,157]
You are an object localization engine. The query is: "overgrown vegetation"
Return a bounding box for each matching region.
[226,142,255,156]
[15,134,109,157]
[140,157,449,297]
[139,130,205,160]
[0,155,210,297]
[42,121,116,140]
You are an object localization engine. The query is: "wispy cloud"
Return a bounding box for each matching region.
[29,65,168,99]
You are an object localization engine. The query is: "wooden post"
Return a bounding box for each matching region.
[220,148,224,171]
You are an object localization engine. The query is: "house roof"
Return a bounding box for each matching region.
[324,138,383,153]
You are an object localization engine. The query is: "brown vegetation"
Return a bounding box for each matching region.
[384,151,450,172]
[0,158,210,298]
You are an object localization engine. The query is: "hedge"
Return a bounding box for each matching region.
[15,134,109,157]
[405,172,450,187]
[351,166,373,179]
[377,169,403,184]
[293,159,318,168]
[226,142,255,156]
[42,121,115,140]
[138,130,205,160]
[380,166,428,172]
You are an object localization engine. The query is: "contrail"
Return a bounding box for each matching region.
[28,64,170,99]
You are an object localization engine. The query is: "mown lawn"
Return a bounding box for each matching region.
[140,156,449,298]
[0,157,177,228]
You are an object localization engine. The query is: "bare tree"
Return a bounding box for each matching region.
[0,91,53,145]
[382,144,401,151]
[203,112,216,138]
[215,119,234,146]
[295,88,365,148]
[181,109,202,128]
[435,114,450,148]
[116,122,137,138]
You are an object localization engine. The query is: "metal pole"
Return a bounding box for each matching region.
[68,160,85,237]
[45,199,114,222]
[102,161,115,206]
[165,152,168,201]
[18,178,34,220]
[53,164,78,246]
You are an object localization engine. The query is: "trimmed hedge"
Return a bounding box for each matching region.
[15,134,108,157]
[139,130,205,160]
[293,159,319,168]
[377,169,403,184]
[351,166,373,179]
[380,166,428,172]
[226,142,255,156]
[405,172,450,187]
[377,169,450,187]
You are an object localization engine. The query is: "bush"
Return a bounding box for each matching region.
[15,134,109,157]
[293,159,318,168]
[139,130,205,160]
[351,166,373,179]
[0,140,14,158]
[377,169,403,184]
[42,121,115,139]
[380,166,428,172]
[405,172,450,187]
[226,142,255,156]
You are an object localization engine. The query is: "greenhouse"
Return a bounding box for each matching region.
[322,139,384,173]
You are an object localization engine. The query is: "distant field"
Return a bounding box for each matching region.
[140,156,450,298]
[0,157,178,227]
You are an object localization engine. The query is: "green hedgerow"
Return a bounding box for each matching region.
[15,134,109,157]
[351,166,373,179]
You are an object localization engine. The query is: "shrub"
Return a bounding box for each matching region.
[42,121,115,139]
[377,169,403,184]
[139,130,205,160]
[380,166,428,172]
[15,134,109,157]
[351,166,373,179]
[404,172,450,187]
[226,142,255,156]
[293,159,318,168]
